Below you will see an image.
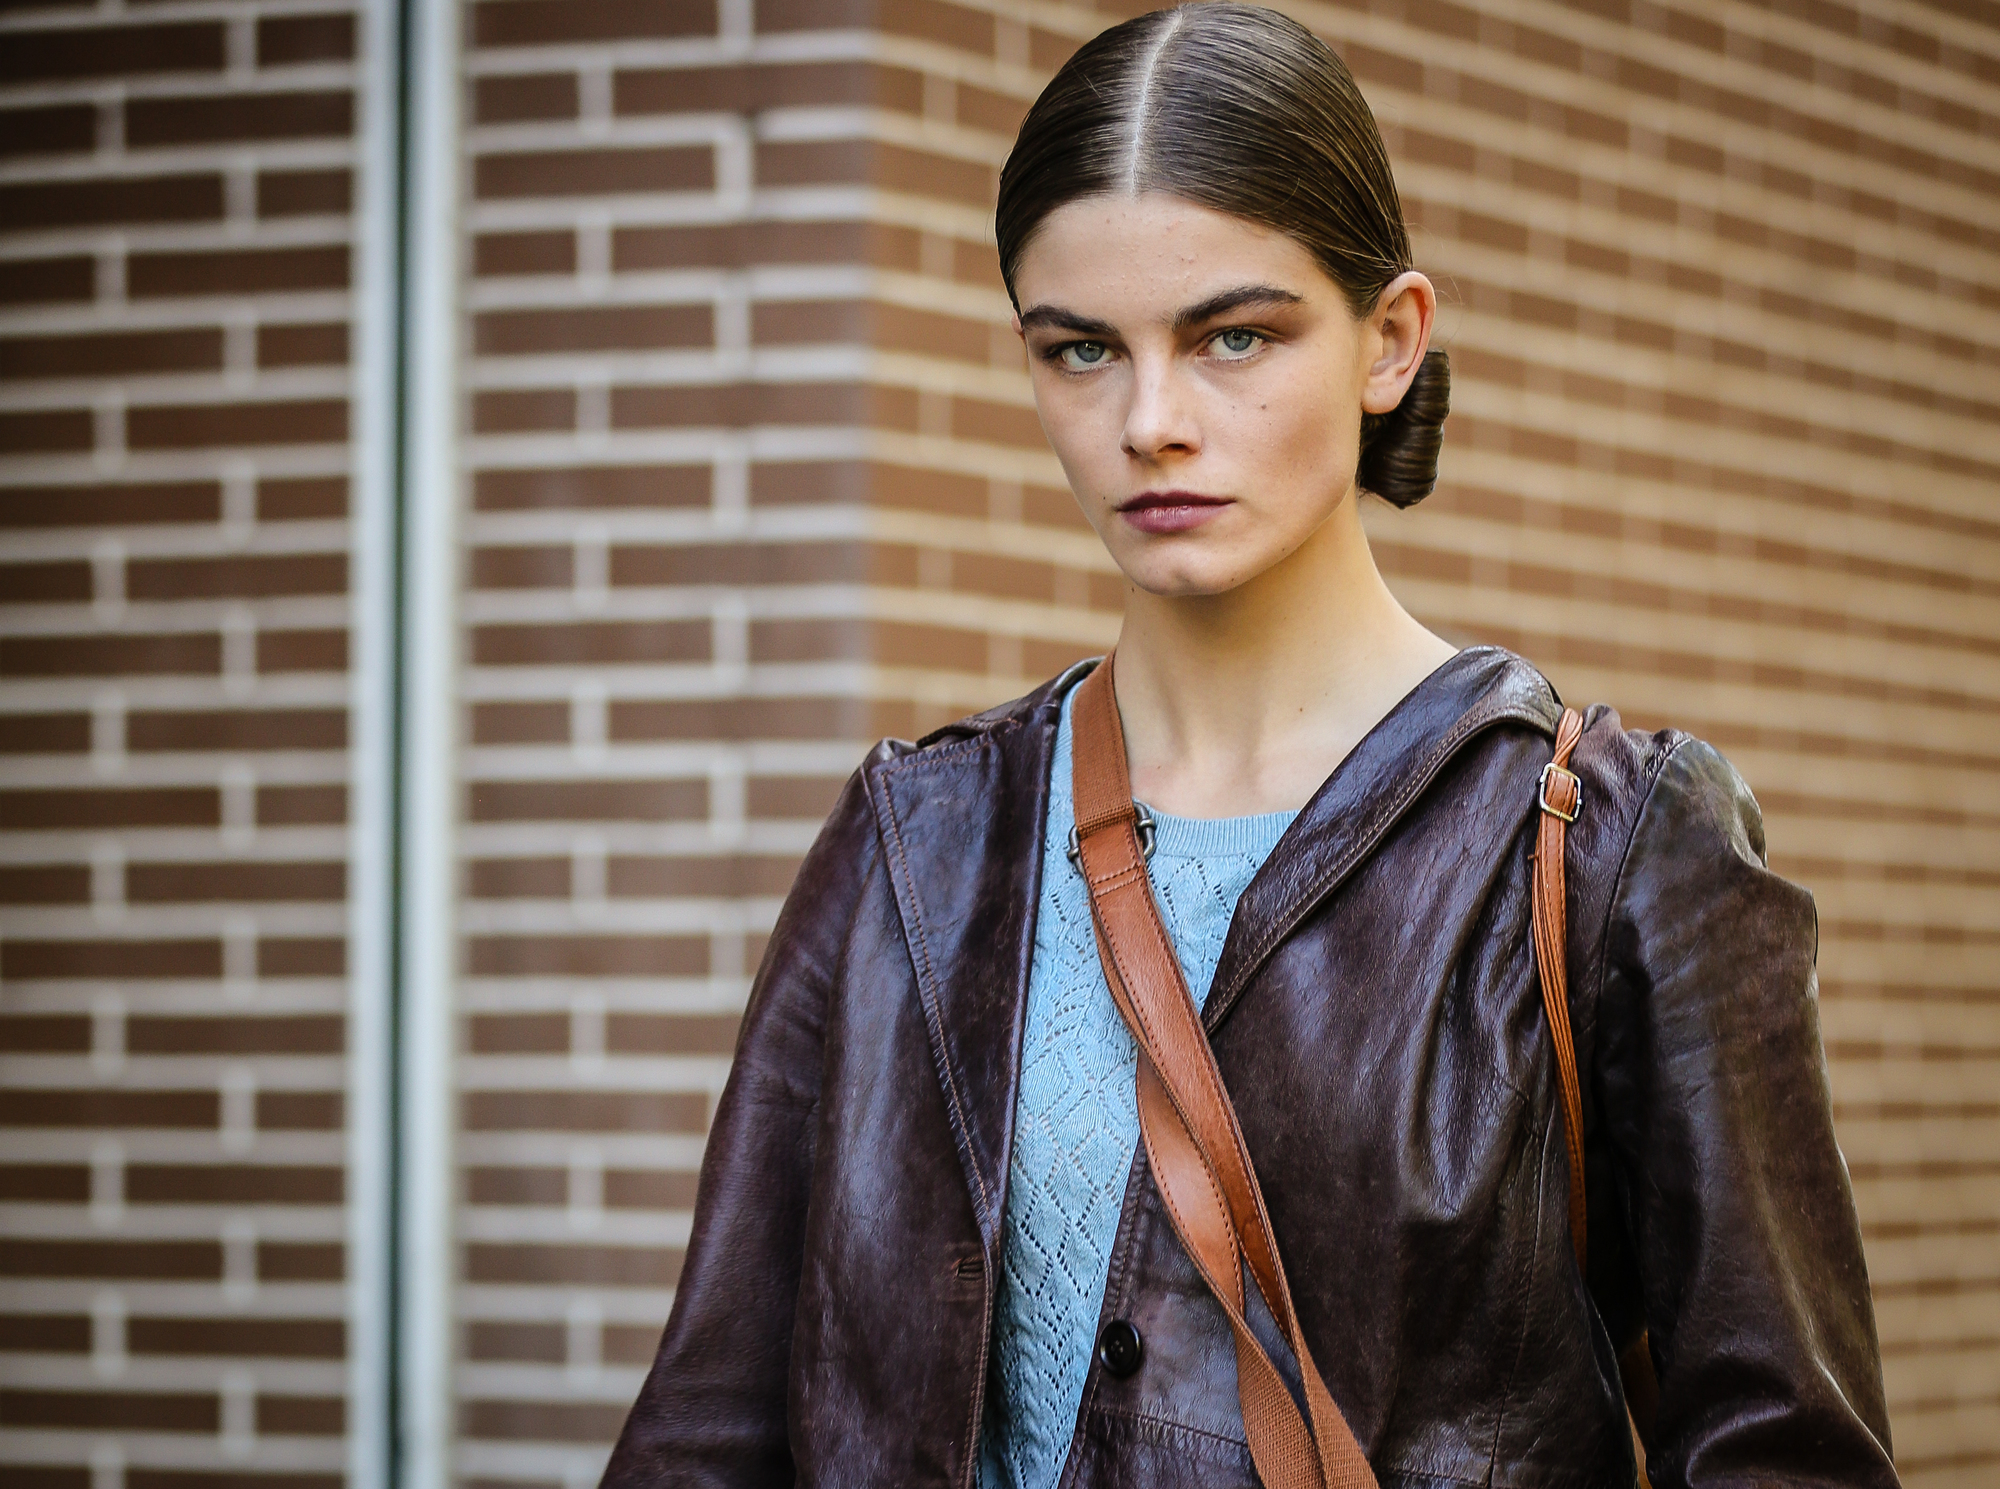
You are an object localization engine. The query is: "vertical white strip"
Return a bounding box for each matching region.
[347,0,400,1484]
[400,0,466,1480]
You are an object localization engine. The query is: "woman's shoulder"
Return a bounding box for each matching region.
[1565,703,1770,874]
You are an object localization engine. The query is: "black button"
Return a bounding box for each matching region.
[1098,1319,1144,1378]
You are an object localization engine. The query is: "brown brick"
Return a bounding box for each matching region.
[0,480,219,528]
[463,1089,705,1133]
[0,1012,91,1049]
[467,1166,567,1205]
[474,73,578,123]
[0,23,225,83]
[0,255,94,306]
[0,408,92,453]
[125,91,352,147]
[605,854,801,897]
[258,784,347,825]
[259,322,349,367]
[129,707,345,752]
[613,219,873,271]
[0,1089,219,1127]
[460,1399,631,1442]
[0,1165,90,1205]
[469,1012,569,1053]
[472,388,574,433]
[258,167,351,215]
[0,712,89,753]
[2,632,221,677]
[258,1241,343,1281]
[469,778,705,822]
[472,463,707,509]
[131,244,348,297]
[259,1394,345,1436]
[614,59,884,115]
[258,12,356,65]
[466,934,708,977]
[470,701,569,744]
[0,785,218,829]
[746,774,844,819]
[259,937,345,977]
[610,380,867,429]
[474,303,712,355]
[474,229,576,277]
[468,1321,565,1362]
[608,694,857,741]
[129,1015,342,1059]
[0,1389,219,1433]
[468,856,570,898]
[258,1089,343,1128]
[127,861,344,906]
[129,1317,344,1358]
[603,1168,701,1210]
[128,552,347,600]
[0,327,223,381]
[465,1241,680,1287]
[0,559,90,602]
[750,616,866,663]
[471,545,572,589]
[471,618,709,666]
[0,174,223,230]
[127,399,347,449]
[474,145,713,198]
[125,1163,342,1206]
[602,1013,739,1054]
[0,866,89,906]
[260,475,347,520]
[473,0,717,47]
[0,1239,220,1280]
[0,103,95,157]
[0,1314,90,1351]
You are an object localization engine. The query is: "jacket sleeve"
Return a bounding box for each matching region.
[1596,738,1897,1487]
[599,765,884,1489]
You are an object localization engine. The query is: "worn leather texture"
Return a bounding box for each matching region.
[599,647,1897,1489]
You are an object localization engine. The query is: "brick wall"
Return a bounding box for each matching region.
[0,2,362,1489]
[3,0,1995,1485]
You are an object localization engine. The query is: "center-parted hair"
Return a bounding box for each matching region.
[996,3,1448,508]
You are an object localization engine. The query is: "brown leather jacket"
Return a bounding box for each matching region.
[601,648,1896,1489]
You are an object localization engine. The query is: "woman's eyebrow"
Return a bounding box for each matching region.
[1173,285,1304,329]
[1017,305,1119,338]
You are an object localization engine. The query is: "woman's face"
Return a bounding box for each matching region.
[1011,193,1433,599]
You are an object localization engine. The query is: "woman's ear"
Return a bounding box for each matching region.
[1360,272,1437,415]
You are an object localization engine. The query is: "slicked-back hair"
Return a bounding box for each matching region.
[996,3,1448,508]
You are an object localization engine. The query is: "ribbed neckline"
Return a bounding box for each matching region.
[1141,801,1298,860]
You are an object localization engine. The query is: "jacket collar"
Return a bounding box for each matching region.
[863,648,1557,1247]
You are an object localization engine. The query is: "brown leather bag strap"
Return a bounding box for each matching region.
[1070,657,1377,1489]
[1534,707,1588,1269]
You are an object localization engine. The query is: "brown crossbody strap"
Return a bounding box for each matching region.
[1070,658,1376,1489]
[1071,658,1599,1489]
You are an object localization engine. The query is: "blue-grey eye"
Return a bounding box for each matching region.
[1216,328,1258,356]
[1060,341,1109,369]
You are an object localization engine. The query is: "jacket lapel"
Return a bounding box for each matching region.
[864,674,1070,1248]
[1206,647,1562,1028]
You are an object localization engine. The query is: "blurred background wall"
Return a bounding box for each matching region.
[0,0,1994,1486]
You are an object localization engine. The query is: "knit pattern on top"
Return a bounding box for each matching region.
[979,687,1298,1489]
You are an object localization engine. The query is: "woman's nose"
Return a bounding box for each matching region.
[1120,357,1201,461]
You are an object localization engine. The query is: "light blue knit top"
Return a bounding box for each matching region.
[979,685,1299,1489]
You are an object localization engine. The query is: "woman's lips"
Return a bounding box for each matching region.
[1115,491,1231,535]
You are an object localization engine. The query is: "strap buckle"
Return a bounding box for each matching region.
[1538,762,1582,823]
[1066,803,1157,873]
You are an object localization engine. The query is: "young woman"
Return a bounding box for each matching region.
[600,7,1896,1486]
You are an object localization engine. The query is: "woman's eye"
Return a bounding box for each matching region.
[1211,328,1261,358]
[1057,341,1111,370]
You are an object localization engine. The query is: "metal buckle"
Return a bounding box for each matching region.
[1066,803,1157,873]
[1538,762,1581,823]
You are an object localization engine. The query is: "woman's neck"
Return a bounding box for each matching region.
[1109,496,1456,818]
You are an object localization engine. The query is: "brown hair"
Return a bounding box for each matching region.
[996,2,1447,508]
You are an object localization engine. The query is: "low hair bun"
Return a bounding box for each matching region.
[1356,346,1449,509]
